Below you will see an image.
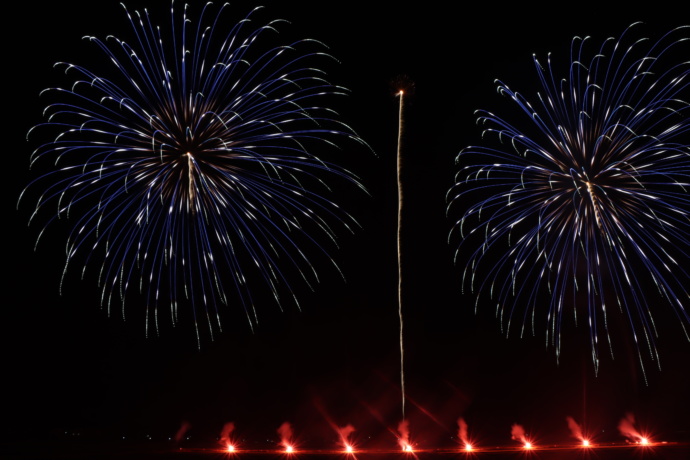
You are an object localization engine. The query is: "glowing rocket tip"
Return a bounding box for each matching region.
[581,439,590,447]
[285,445,294,454]
[523,442,533,449]
[403,444,413,452]
[640,437,650,445]
[226,444,235,453]
[464,443,473,451]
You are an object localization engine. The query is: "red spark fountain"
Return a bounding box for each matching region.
[397,419,413,453]
[277,421,295,454]
[336,424,356,455]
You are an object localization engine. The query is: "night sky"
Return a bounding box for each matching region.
[5,0,690,454]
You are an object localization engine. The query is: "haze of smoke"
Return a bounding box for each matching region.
[618,413,642,441]
[278,421,294,448]
[174,421,191,443]
[337,424,356,445]
[457,417,469,444]
[565,416,583,440]
[397,419,410,449]
[218,421,235,445]
[511,423,526,443]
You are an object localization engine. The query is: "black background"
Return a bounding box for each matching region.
[5,0,690,453]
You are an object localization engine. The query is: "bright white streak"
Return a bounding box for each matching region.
[396,89,406,420]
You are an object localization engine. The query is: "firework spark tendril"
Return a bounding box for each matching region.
[449,23,690,376]
[396,89,406,421]
[21,2,367,342]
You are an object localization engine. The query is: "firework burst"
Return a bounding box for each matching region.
[21,2,368,342]
[449,23,690,375]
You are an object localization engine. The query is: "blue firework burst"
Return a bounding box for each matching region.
[21,2,368,341]
[449,23,690,374]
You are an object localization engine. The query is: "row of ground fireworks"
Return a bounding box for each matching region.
[164,413,653,453]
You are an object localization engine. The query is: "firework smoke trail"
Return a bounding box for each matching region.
[174,421,191,443]
[21,2,368,341]
[456,417,470,447]
[618,412,645,443]
[277,421,294,451]
[565,416,584,442]
[510,423,528,446]
[396,89,406,420]
[218,422,235,447]
[336,424,356,451]
[448,23,690,376]
[397,419,412,451]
